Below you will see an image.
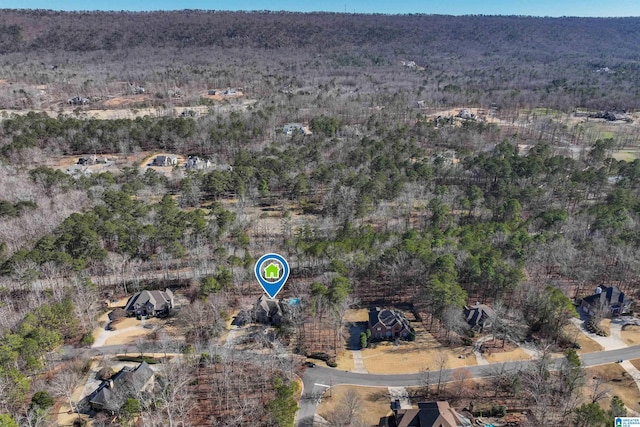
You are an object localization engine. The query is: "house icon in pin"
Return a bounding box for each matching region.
[615,418,622,427]
[264,263,280,280]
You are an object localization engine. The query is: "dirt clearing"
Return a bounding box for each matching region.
[108,296,131,308]
[104,327,153,346]
[110,317,144,330]
[102,94,150,107]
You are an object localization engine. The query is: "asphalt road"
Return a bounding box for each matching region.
[59,332,640,427]
[295,345,640,427]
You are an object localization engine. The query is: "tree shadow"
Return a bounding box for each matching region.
[347,321,368,350]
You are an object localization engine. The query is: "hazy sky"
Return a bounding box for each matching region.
[3,0,640,16]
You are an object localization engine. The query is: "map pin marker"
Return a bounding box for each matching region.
[255,253,290,299]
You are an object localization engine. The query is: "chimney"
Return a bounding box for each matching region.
[107,379,114,389]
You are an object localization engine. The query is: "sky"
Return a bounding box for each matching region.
[2,0,640,16]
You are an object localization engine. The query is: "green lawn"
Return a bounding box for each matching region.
[612,150,639,161]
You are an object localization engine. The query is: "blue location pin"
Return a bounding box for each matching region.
[255,253,290,299]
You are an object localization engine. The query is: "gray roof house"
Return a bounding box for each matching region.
[581,285,632,317]
[152,155,178,167]
[390,401,472,427]
[254,295,290,325]
[67,96,89,105]
[77,156,97,166]
[88,362,154,413]
[124,289,174,318]
[185,156,211,170]
[457,109,477,120]
[368,308,412,340]
[463,304,496,332]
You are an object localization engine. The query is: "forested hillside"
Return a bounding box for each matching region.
[1,11,640,109]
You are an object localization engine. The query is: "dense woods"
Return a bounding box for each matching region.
[0,8,639,427]
[2,11,640,111]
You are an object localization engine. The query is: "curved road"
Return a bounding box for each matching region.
[57,334,640,426]
[295,345,640,426]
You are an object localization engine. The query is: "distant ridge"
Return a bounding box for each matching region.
[0,10,639,55]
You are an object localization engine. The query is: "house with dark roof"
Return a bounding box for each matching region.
[124,289,174,318]
[463,304,495,333]
[67,96,89,105]
[389,401,471,427]
[368,308,412,340]
[88,362,154,414]
[77,156,97,166]
[151,155,178,166]
[581,285,632,317]
[253,295,290,325]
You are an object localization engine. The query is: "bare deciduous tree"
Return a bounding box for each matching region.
[325,389,365,427]
[50,366,81,416]
[451,367,472,399]
[589,376,611,404]
[155,357,197,427]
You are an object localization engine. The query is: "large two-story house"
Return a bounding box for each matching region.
[581,285,632,317]
[368,308,412,340]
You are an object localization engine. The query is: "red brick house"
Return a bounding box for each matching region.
[368,308,412,339]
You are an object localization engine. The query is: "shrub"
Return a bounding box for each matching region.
[120,398,140,421]
[326,360,338,367]
[31,391,54,409]
[0,414,18,427]
[80,332,95,346]
[586,317,609,336]
[360,332,368,349]
[199,352,222,366]
[307,352,330,362]
[408,331,416,341]
[490,405,507,417]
